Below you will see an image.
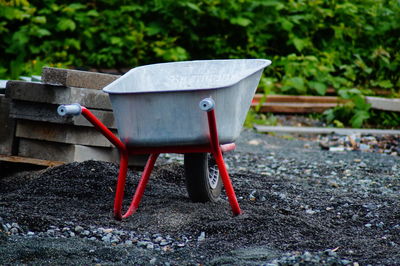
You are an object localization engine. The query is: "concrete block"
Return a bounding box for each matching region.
[42,67,120,90]
[15,120,116,147]
[0,95,16,155]
[6,81,112,110]
[18,138,118,163]
[9,100,116,129]
[18,138,149,167]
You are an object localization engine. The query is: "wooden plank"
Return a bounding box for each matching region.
[252,94,345,103]
[253,102,337,113]
[254,125,400,135]
[252,94,400,113]
[0,154,64,167]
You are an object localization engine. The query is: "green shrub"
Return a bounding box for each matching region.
[1,0,399,127]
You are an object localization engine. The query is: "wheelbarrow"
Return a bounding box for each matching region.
[58,59,271,220]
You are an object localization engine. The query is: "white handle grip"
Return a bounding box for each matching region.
[57,104,82,116]
[199,98,215,112]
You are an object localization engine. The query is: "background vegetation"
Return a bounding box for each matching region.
[1,0,399,127]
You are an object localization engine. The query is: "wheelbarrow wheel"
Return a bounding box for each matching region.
[184,153,222,202]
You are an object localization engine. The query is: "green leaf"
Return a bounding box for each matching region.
[283,77,306,94]
[32,16,46,24]
[350,110,370,128]
[87,10,99,17]
[146,23,162,36]
[309,81,327,95]
[57,18,76,31]
[230,17,252,27]
[292,38,307,52]
[184,2,202,13]
[377,80,393,89]
[36,28,51,37]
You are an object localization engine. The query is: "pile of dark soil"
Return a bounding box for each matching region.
[1,130,399,265]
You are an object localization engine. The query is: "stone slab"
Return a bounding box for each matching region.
[16,120,118,147]
[42,67,120,90]
[9,100,116,129]
[0,95,16,155]
[254,125,400,135]
[6,81,112,110]
[17,138,149,167]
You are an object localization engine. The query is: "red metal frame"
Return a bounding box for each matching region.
[81,106,242,220]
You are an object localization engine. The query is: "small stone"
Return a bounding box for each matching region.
[329,146,345,152]
[111,237,120,244]
[27,231,35,236]
[359,162,367,168]
[82,230,90,236]
[74,225,84,233]
[306,209,316,215]
[102,234,112,243]
[359,144,370,151]
[160,240,169,246]
[365,223,372,228]
[70,232,76,237]
[248,139,262,145]
[150,258,157,264]
[137,241,150,248]
[125,240,133,245]
[154,236,163,243]
[197,231,206,242]
[10,228,19,235]
[146,243,154,249]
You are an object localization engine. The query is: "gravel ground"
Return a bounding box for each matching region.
[1,129,399,265]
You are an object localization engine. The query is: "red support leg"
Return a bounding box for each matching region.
[113,150,129,220]
[206,109,242,216]
[122,153,159,219]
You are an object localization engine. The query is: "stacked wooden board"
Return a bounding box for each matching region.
[251,93,400,113]
[0,68,147,166]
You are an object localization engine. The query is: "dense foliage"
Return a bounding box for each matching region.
[1,0,399,127]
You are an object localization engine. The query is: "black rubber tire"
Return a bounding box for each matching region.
[184,153,222,202]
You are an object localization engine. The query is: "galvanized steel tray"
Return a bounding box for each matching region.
[103,59,271,147]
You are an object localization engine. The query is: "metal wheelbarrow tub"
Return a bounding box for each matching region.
[103,59,271,147]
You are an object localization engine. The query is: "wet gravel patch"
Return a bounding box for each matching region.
[1,129,399,265]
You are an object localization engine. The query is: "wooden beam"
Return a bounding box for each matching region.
[0,155,64,167]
